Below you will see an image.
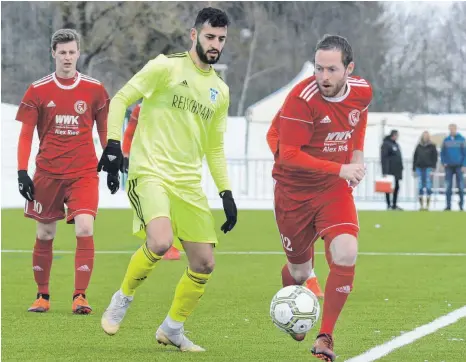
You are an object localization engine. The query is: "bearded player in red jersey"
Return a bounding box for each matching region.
[16,29,114,314]
[121,103,181,260]
[267,35,372,361]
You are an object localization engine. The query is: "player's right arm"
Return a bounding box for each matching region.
[278,93,365,183]
[107,55,171,141]
[266,110,280,155]
[15,85,39,201]
[99,55,171,177]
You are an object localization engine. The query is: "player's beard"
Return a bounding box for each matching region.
[318,78,347,98]
[196,38,222,65]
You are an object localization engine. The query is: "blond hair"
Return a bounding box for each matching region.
[51,29,81,51]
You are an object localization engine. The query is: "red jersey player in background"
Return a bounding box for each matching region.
[16,29,114,314]
[267,35,372,361]
[121,104,180,260]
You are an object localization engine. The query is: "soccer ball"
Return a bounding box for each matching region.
[270,285,320,336]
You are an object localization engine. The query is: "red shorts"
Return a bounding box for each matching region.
[24,173,99,224]
[273,181,359,264]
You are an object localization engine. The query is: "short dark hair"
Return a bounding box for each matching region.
[194,7,230,30]
[390,130,399,137]
[51,29,80,51]
[315,34,353,68]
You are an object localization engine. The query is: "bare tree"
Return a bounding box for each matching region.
[2,1,463,114]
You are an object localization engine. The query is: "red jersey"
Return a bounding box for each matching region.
[122,104,140,155]
[130,104,141,123]
[16,72,110,179]
[272,75,372,191]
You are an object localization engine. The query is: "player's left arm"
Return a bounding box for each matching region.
[206,93,237,233]
[206,94,231,193]
[95,85,110,149]
[351,108,368,164]
[349,85,371,186]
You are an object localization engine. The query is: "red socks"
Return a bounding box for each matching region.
[32,238,53,295]
[319,263,355,335]
[32,236,95,297]
[74,236,95,296]
[281,264,300,287]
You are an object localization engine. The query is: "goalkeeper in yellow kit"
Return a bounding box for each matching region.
[97,8,237,351]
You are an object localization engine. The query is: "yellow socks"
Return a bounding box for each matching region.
[168,267,211,322]
[121,242,162,296]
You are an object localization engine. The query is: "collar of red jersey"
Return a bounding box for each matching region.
[52,72,82,90]
[321,81,351,103]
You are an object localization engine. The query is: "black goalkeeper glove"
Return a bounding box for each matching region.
[121,156,129,174]
[107,173,120,194]
[220,190,237,233]
[97,139,123,176]
[18,170,35,201]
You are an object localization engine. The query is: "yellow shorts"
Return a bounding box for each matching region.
[126,177,218,250]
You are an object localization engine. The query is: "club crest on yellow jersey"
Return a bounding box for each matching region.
[209,88,219,103]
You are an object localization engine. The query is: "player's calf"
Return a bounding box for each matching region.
[317,232,357,352]
[73,215,95,309]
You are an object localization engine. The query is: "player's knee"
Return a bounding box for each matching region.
[74,214,94,237]
[190,258,215,275]
[289,264,312,284]
[75,223,93,237]
[145,217,173,255]
[36,222,56,240]
[146,235,173,256]
[330,234,358,266]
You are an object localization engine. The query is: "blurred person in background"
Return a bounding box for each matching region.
[441,123,465,211]
[381,130,404,210]
[413,131,438,210]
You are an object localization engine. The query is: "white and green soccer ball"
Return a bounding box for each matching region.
[270,285,320,335]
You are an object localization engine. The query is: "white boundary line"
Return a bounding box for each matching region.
[345,305,466,362]
[1,250,466,256]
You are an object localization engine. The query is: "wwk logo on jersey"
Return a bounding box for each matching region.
[323,130,353,153]
[55,115,80,136]
[56,115,79,125]
[325,130,354,142]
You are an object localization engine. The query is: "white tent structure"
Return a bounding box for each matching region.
[243,61,315,159]
[245,61,315,125]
